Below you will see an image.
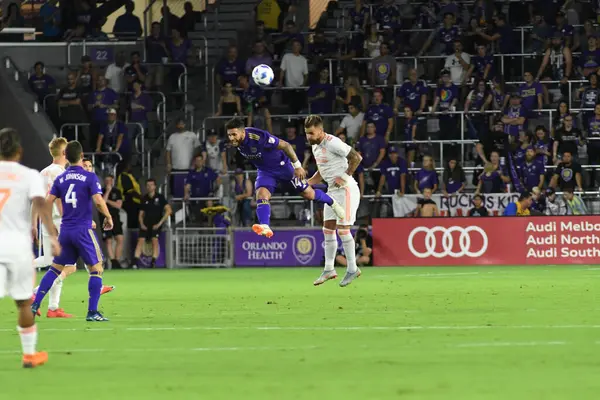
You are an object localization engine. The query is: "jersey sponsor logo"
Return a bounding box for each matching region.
[292,235,316,265]
[248,133,260,141]
[239,150,263,160]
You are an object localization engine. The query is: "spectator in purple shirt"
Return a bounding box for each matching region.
[360,89,395,142]
[374,0,400,29]
[376,146,408,196]
[357,122,387,169]
[394,68,427,115]
[285,122,310,166]
[519,147,545,191]
[414,155,439,194]
[88,75,119,126]
[96,108,130,164]
[245,41,273,81]
[128,81,153,128]
[308,30,333,66]
[519,71,543,112]
[554,11,574,48]
[307,68,335,115]
[502,94,528,137]
[167,28,192,91]
[442,158,466,196]
[28,61,55,104]
[217,45,246,86]
[184,155,220,208]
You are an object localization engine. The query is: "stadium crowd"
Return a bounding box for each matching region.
[13,0,600,230]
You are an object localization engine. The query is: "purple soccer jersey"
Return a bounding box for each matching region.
[50,165,104,266]
[237,127,308,194]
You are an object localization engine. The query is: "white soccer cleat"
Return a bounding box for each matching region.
[313,269,338,286]
[252,224,274,238]
[331,201,346,221]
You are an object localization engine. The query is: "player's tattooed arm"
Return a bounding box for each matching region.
[345,148,363,176]
[276,139,300,164]
[277,139,307,179]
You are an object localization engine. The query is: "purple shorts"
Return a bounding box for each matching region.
[255,161,309,194]
[53,226,104,267]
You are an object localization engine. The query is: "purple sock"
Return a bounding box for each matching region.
[33,267,60,305]
[313,189,334,206]
[88,272,102,312]
[256,199,271,225]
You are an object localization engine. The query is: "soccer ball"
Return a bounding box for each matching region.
[252,64,274,86]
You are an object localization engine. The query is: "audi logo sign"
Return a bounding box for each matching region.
[407,226,488,258]
[372,216,600,266]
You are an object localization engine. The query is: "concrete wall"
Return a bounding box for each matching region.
[0,67,54,171]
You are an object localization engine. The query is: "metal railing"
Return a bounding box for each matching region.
[83,151,123,177]
[59,122,148,174]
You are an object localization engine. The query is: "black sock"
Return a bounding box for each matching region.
[151,257,156,268]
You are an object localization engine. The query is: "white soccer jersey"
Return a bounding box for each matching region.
[311,134,356,187]
[0,161,46,260]
[312,134,360,225]
[40,163,64,225]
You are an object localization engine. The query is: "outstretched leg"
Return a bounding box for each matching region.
[252,187,274,238]
[300,186,345,221]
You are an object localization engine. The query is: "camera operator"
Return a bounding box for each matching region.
[336,224,373,267]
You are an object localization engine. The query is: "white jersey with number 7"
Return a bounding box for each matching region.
[0,161,46,259]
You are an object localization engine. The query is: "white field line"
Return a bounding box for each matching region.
[456,341,567,348]
[372,272,480,278]
[2,325,600,333]
[0,345,319,356]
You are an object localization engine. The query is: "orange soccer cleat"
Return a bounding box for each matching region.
[101,285,115,295]
[252,224,274,238]
[47,308,73,318]
[22,351,48,369]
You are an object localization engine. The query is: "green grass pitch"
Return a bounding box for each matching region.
[1,266,600,399]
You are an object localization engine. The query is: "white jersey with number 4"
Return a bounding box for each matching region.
[40,163,64,234]
[312,134,360,225]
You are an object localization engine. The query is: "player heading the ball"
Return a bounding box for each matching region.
[226,118,345,238]
[305,115,363,287]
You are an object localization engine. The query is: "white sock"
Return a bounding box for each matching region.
[339,229,358,273]
[17,325,37,355]
[323,228,338,272]
[48,276,63,311]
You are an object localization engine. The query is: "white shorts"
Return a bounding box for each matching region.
[0,252,35,301]
[323,183,360,225]
[37,220,61,267]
